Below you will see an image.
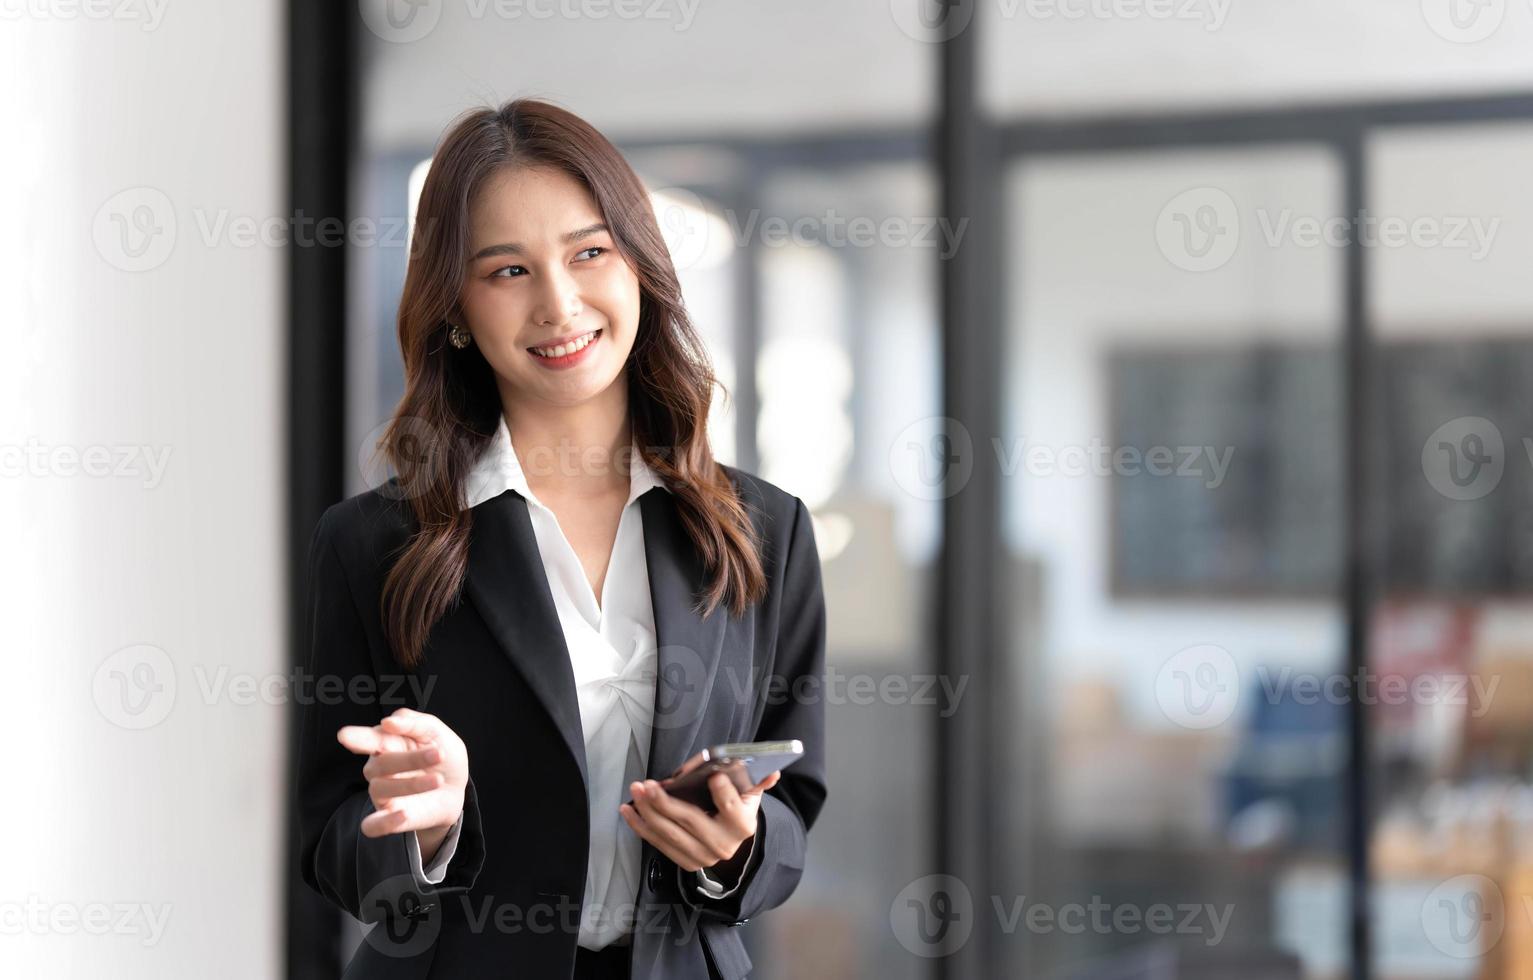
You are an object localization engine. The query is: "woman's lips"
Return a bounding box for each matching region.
[526,328,601,369]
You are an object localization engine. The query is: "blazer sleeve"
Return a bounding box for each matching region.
[295,504,487,925]
[674,495,828,925]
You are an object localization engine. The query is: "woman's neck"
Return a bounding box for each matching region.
[498,378,633,501]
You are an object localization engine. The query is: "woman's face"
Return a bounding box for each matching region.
[457,165,641,411]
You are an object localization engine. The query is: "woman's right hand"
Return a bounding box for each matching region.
[337,707,469,854]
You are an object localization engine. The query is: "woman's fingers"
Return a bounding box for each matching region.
[620,799,716,871]
[707,771,745,813]
[745,770,781,796]
[336,724,412,756]
[631,780,745,867]
[335,726,371,752]
[362,745,441,780]
[339,710,470,839]
[628,782,721,868]
[378,707,447,742]
[338,709,442,756]
[360,787,460,837]
[360,801,414,838]
[705,772,767,838]
[369,771,442,802]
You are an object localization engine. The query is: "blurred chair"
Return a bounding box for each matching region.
[1222,670,1346,851]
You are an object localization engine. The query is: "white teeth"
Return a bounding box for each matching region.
[532,330,597,358]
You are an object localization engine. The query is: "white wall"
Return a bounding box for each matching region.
[0,2,286,977]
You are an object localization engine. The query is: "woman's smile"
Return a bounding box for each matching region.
[527,327,602,369]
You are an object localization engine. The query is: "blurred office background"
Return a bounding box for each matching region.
[8,1,1533,978]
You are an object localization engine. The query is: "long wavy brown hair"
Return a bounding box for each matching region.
[377,98,765,669]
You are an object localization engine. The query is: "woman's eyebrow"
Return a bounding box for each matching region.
[470,223,609,261]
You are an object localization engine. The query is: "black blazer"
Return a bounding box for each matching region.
[296,465,828,979]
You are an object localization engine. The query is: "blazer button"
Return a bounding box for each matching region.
[646,857,661,893]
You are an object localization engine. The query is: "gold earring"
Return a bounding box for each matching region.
[448,322,472,349]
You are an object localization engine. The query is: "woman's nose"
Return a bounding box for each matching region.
[533,269,583,327]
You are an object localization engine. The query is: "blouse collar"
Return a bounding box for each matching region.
[461,414,669,512]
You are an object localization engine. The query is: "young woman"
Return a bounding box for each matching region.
[295,100,828,980]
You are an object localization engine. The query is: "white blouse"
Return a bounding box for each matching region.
[405,414,746,950]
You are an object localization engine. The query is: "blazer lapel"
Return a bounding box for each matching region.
[459,486,728,800]
[462,489,589,794]
[639,489,728,784]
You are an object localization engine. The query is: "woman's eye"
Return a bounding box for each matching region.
[490,265,525,279]
[577,246,607,261]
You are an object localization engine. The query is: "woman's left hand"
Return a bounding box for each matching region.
[619,769,781,874]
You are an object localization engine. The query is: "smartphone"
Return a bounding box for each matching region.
[626,739,803,814]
